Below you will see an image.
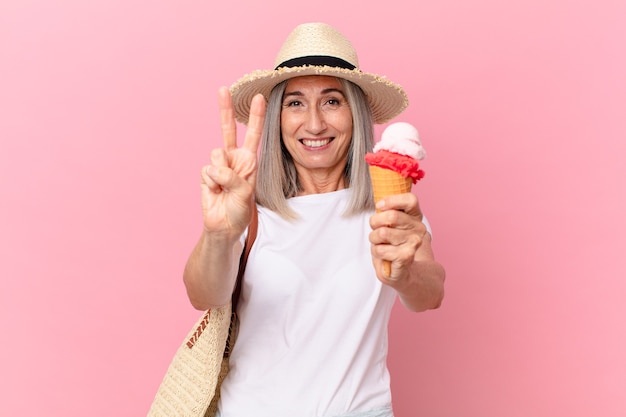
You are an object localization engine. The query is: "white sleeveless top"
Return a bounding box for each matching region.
[218,189,397,416]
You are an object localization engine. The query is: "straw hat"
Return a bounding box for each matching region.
[230,22,408,124]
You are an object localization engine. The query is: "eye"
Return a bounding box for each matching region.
[284,100,302,107]
[322,97,343,109]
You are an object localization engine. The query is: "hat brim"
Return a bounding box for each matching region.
[230,65,408,125]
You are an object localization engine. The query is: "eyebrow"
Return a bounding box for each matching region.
[283,88,346,99]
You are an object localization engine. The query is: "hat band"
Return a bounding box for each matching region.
[275,55,356,70]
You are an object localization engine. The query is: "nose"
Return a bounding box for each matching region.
[304,105,327,134]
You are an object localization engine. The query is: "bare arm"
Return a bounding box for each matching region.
[369,193,446,312]
[183,88,266,310]
[183,231,244,310]
[381,231,445,312]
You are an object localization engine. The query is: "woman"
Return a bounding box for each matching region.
[183,23,445,417]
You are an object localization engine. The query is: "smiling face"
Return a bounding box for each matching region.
[280,75,354,193]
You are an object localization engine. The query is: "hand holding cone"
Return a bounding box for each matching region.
[365,122,425,277]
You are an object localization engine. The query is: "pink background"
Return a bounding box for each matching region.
[2,0,625,416]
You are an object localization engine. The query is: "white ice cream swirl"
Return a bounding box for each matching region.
[373,122,426,160]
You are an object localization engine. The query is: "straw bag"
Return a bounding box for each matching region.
[148,208,258,417]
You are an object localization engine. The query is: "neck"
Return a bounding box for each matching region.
[296,169,347,196]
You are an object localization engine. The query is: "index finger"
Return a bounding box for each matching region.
[377,192,422,218]
[218,86,237,150]
[242,93,266,153]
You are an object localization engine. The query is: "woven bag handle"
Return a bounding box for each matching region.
[232,205,258,312]
[221,205,258,359]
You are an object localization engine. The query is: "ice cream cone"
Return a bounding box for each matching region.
[366,122,426,278]
[369,165,413,211]
[369,165,413,277]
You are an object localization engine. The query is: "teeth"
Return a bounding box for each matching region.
[302,139,331,148]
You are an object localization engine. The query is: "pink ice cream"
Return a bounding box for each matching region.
[365,122,426,183]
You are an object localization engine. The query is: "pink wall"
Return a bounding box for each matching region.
[1,1,625,416]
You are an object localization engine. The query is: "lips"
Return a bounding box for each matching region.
[301,138,332,148]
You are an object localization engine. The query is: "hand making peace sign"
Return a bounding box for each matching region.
[200,87,266,242]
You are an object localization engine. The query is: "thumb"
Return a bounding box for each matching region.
[204,165,244,192]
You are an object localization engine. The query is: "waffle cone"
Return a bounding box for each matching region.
[369,165,413,210]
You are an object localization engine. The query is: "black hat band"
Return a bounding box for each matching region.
[276,55,356,70]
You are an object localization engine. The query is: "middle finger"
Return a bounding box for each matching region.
[218,86,237,150]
